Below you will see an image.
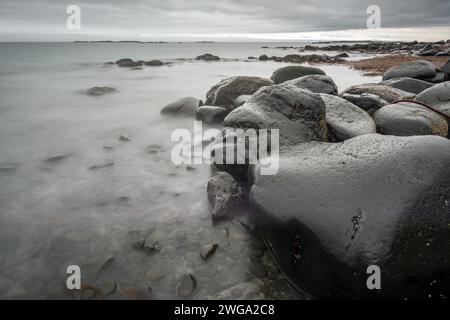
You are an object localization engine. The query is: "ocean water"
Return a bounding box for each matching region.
[0,42,381,299]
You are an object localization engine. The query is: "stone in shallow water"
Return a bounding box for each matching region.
[89,160,114,170]
[44,153,71,163]
[145,60,164,66]
[250,134,450,299]
[319,93,376,141]
[196,106,228,123]
[160,96,203,116]
[373,101,448,137]
[270,65,326,84]
[85,87,118,96]
[207,172,243,218]
[200,243,219,260]
[0,164,18,172]
[177,273,197,297]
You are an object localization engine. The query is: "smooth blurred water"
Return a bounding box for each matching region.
[0,42,381,299]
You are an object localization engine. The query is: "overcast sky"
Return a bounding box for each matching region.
[0,0,449,41]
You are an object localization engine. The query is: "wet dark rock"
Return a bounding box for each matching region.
[250,134,450,299]
[319,94,376,141]
[102,144,114,150]
[427,71,447,83]
[115,58,133,64]
[224,84,328,145]
[44,153,71,163]
[207,171,243,218]
[341,84,415,103]
[435,50,450,57]
[270,65,326,84]
[117,61,144,68]
[339,93,388,115]
[196,106,228,123]
[205,76,273,110]
[382,60,437,81]
[259,55,269,61]
[119,133,131,142]
[145,60,164,66]
[146,144,164,154]
[195,53,220,61]
[380,77,434,94]
[416,82,450,120]
[89,160,114,170]
[285,74,338,95]
[335,52,349,58]
[177,273,197,297]
[85,87,118,96]
[104,61,114,65]
[160,96,203,116]
[200,243,219,260]
[373,101,448,137]
[417,49,439,56]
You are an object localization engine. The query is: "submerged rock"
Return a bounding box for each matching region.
[160,97,203,116]
[145,60,164,66]
[319,94,376,141]
[205,76,273,110]
[85,87,118,96]
[89,160,114,170]
[196,106,228,123]
[195,53,220,61]
[200,243,219,260]
[177,273,197,297]
[207,171,243,218]
[382,60,436,81]
[0,164,17,172]
[250,134,450,299]
[285,74,338,95]
[115,58,133,64]
[270,65,326,84]
[339,93,388,115]
[224,84,328,145]
[341,84,415,103]
[373,101,448,137]
[44,153,71,163]
[381,77,434,94]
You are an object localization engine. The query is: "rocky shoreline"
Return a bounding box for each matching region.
[160,53,450,299]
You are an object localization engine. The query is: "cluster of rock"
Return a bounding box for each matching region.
[105,58,165,68]
[302,40,450,56]
[258,53,348,64]
[160,58,450,299]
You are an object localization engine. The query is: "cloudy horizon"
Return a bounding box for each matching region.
[1,0,449,42]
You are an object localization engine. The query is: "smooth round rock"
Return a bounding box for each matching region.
[160,97,203,116]
[224,84,328,145]
[381,77,434,94]
[205,76,273,110]
[284,75,338,95]
[382,60,436,81]
[416,82,450,119]
[270,66,326,84]
[373,102,448,137]
[145,60,164,66]
[319,94,376,141]
[177,273,197,297]
[250,134,450,299]
[339,93,388,115]
[342,84,415,103]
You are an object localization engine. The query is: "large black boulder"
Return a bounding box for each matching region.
[250,134,450,299]
[285,75,338,95]
[380,77,434,94]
